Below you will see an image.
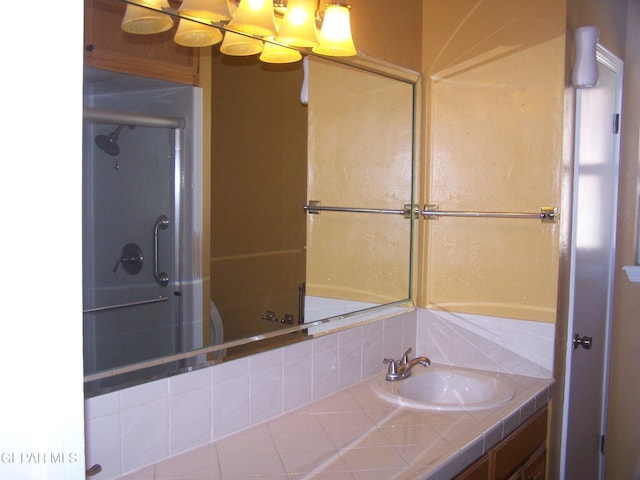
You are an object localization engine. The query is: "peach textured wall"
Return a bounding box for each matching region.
[305,57,415,303]
[419,0,566,323]
[346,0,422,72]
[298,0,423,307]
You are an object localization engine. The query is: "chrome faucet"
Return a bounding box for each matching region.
[383,348,431,381]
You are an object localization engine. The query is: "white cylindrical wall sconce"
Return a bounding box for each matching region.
[300,56,309,105]
[572,26,600,88]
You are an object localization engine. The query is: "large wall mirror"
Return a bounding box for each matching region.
[82,0,420,397]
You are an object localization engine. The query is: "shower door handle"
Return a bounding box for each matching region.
[154,215,170,287]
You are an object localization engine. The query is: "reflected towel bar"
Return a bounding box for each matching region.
[303,201,415,217]
[83,295,169,313]
[421,205,558,223]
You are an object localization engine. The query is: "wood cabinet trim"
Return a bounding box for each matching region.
[453,406,549,480]
[84,0,200,86]
[489,407,548,480]
[456,454,490,480]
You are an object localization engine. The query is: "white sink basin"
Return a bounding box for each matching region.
[372,364,515,411]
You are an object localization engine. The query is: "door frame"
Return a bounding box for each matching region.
[558,43,624,479]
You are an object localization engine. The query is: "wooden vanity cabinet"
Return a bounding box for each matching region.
[454,406,548,480]
[84,0,199,85]
[517,445,546,480]
[456,455,490,480]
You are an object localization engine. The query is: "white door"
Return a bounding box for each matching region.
[561,45,623,479]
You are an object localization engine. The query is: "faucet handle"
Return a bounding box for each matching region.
[383,358,398,375]
[401,348,413,365]
[383,358,402,380]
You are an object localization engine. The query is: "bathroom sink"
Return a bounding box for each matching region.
[372,364,515,411]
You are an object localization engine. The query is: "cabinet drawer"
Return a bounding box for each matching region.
[490,407,548,480]
[456,455,490,480]
[523,446,546,480]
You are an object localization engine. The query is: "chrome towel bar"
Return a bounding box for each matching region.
[303,201,558,223]
[83,295,169,313]
[303,202,413,217]
[421,205,558,223]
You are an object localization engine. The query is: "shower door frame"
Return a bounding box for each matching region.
[82,68,204,396]
[83,108,186,388]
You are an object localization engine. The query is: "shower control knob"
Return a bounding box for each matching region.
[573,333,593,350]
[114,243,144,275]
[157,272,169,287]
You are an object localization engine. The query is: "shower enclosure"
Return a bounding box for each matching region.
[82,68,203,396]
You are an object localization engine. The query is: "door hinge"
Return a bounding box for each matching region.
[600,434,606,455]
[613,113,620,134]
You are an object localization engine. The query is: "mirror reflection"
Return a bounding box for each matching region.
[82,0,419,397]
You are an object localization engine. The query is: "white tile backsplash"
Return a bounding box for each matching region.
[361,321,385,379]
[416,309,555,377]
[85,307,555,479]
[338,329,364,389]
[121,399,169,472]
[311,342,340,400]
[120,378,168,410]
[250,363,284,424]
[86,310,417,478]
[211,356,249,384]
[85,389,120,419]
[85,414,121,480]
[211,375,250,440]
[169,386,211,454]
[282,345,313,412]
[168,367,210,395]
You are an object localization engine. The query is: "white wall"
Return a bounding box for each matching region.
[0,3,86,480]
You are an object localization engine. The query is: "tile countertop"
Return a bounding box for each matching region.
[117,365,555,480]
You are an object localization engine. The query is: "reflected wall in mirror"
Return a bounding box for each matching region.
[305,57,414,311]
[209,53,308,359]
[82,0,419,397]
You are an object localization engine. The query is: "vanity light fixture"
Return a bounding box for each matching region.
[227,0,278,37]
[174,18,224,47]
[312,3,356,56]
[120,0,357,62]
[179,0,232,22]
[173,0,230,47]
[260,37,304,63]
[219,30,265,55]
[275,0,319,47]
[121,0,174,34]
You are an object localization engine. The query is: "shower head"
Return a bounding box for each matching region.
[95,125,134,156]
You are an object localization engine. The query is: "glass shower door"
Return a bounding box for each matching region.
[83,119,181,395]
